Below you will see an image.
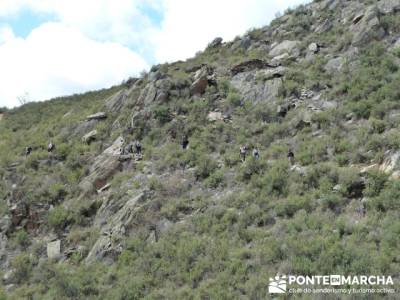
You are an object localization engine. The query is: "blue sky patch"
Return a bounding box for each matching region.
[0,9,55,38]
[138,3,163,28]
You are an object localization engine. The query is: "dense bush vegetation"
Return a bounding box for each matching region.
[2,1,400,299]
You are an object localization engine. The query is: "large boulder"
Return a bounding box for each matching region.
[256,66,286,81]
[208,37,223,48]
[79,137,124,192]
[316,0,338,11]
[351,5,385,46]
[190,77,208,96]
[105,90,128,113]
[313,19,333,34]
[378,0,400,14]
[379,151,400,178]
[324,57,344,74]
[308,42,320,54]
[47,240,61,260]
[82,130,97,144]
[190,65,214,96]
[85,192,148,263]
[138,83,158,105]
[269,40,300,58]
[86,112,107,121]
[231,36,252,51]
[231,59,271,76]
[231,71,282,103]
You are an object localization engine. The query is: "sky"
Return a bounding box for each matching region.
[0,0,310,108]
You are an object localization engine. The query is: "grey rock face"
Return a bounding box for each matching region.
[378,0,400,14]
[308,42,320,54]
[324,57,344,73]
[269,40,300,58]
[231,71,282,103]
[313,19,333,34]
[138,83,158,105]
[82,130,97,144]
[190,65,214,96]
[351,5,385,46]
[231,59,271,76]
[79,137,124,192]
[85,192,148,263]
[256,66,286,80]
[209,37,223,48]
[47,240,61,260]
[105,89,128,113]
[86,112,107,121]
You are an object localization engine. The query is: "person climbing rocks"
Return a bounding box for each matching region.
[47,142,55,153]
[25,146,33,156]
[182,135,189,150]
[135,140,142,154]
[240,145,247,162]
[253,147,260,160]
[124,142,133,154]
[287,149,295,165]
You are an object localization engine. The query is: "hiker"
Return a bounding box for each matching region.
[47,142,55,153]
[124,142,133,154]
[135,140,142,155]
[182,135,189,150]
[287,149,295,165]
[252,147,260,160]
[239,145,247,162]
[25,146,33,156]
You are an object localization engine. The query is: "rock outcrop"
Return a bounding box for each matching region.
[86,112,107,121]
[79,137,124,192]
[269,40,300,58]
[85,192,149,263]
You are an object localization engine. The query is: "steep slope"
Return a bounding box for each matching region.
[2,0,400,299]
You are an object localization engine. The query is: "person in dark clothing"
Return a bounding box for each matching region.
[287,149,295,165]
[239,145,247,162]
[135,140,142,154]
[252,147,260,160]
[182,135,189,150]
[125,143,133,154]
[47,142,55,153]
[25,146,33,156]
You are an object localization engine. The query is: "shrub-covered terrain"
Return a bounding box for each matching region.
[1,0,400,299]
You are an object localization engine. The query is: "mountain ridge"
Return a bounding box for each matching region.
[2,0,400,298]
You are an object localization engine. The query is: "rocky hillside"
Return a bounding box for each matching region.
[2,0,400,299]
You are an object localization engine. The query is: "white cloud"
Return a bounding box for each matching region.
[152,0,311,63]
[0,22,148,108]
[0,0,160,47]
[0,25,15,44]
[0,0,312,107]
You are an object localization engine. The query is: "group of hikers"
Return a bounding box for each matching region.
[123,140,142,155]
[239,145,295,165]
[24,135,296,166]
[25,142,55,156]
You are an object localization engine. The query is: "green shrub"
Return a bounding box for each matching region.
[154,105,172,124]
[11,253,35,283]
[48,183,68,204]
[48,206,71,229]
[320,193,345,211]
[238,157,265,181]
[371,181,400,212]
[364,170,388,197]
[205,170,225,188]
[195,155,218,180]
[12,230,30,249]
[227,92,242,107]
